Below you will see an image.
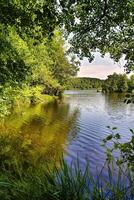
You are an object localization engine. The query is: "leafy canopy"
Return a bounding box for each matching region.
[0,0,78,87]
[1,0,134,88]
[0,0,58,38]
[102,73,129,92]
[0,0,59,85]
[59,0,134,72]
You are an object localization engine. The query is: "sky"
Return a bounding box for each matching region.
[77,53,125,79]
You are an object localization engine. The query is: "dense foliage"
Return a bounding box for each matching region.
[0,1,79,116]
[59,0,134,72]
[1,157,133,200]
[0,28,78,117]
[103,127,134,171]
[66,77,103,89]
[0,0,59,85]
[0,1,134,199]
[1,0,133,72]
[0,0,58,38]
[0,26,77,87]
[1,0,134,114]
[102,73,134,93]
[1,0,133,78]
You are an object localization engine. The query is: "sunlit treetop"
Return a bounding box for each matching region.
[0,0,59,39]
[0,0,60,85]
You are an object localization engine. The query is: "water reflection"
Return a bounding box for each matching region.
[103,93,133,122]
[64,90,134,176]
[0,101,79,170]
[0,90,134,177]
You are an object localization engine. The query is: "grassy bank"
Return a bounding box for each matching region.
[0,85,59,118]
[0,158,134,200]
[0,127,134,200]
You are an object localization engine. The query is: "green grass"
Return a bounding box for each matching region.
[0,158,134,200]
[0,128,134,200]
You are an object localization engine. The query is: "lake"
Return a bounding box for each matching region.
[0,90,134,178]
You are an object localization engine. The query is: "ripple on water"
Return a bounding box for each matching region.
[64,90,134,177]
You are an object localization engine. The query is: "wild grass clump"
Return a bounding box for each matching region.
[0,128,134,200]
[0,158,134,200]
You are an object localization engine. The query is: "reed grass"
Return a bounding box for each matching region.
[0,158,134,200]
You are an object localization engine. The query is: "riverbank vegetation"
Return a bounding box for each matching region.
[102,73,134,93]
[0,3,78,117]
[0,162,133,200]
[66,74,134,95]
[0,31,75,116]
[0,131,134,200]
[0,0,134,199]
[66,77,104,90]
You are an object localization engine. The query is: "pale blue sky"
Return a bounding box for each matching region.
[77,53,125,79]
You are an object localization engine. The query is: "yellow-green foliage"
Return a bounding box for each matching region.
[0,27,78,117]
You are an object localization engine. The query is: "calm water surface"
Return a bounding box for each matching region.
[1,90,134,176]
[64,90,134,176]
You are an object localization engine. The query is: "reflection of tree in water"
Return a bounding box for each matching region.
[102,93,131,119]
[104,93,125,104]
[67,110,80,142]
[101,93,134,123]
[0,101,80,171]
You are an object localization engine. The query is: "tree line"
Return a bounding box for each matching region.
[66,77,103,89]
[102,73,134,93]
[0,27,78,116]
[66,73,134,93]
[0,1,79,116]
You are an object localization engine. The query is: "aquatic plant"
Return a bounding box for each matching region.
[0,126,134,200]
[0,155,134,200]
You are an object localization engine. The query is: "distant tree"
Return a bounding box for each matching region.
[106,73,119,92]
[102,73,129,93]
[66,77,103,89]
[128,74,134,92]
[117,74,128,92]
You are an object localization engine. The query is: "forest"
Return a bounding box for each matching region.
[66,77,103,89]
[66,74,134,94]
[0,1,134,200]
[102,73,134,93]
[0,7,78,117]
[0,0,133,115]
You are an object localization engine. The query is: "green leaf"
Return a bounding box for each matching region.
[114,133,121,139]
[106,134,113,141]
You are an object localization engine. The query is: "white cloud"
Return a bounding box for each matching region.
[78,53,125,79]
